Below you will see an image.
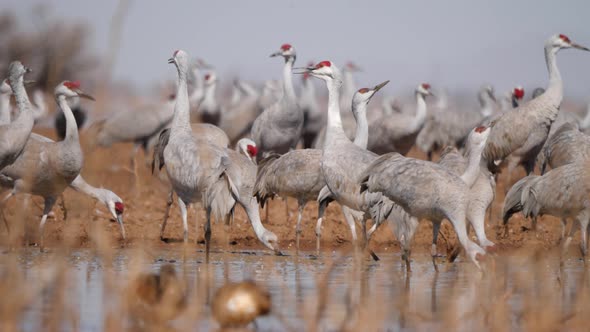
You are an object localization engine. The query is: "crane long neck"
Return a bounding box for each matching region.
[343,71,355,96]
[545,46,563,107]
[171,66,191,134]
[57,95,79,142]
[324,79,345,147]
[352,102,369,149]
[480,94,495,117]
[204,83,217,108]
[0,93,10,125]
[580,103,590,129]
[70,175,102,201]
[460,138,485,188]
[282,57,296,101]
[12,78,32,117]
[410,92,427,131]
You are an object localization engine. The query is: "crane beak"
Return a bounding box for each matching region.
[167,57,175,64]
[372,80,390,93]
[292,67,313,75]
[117,214,126,240]
[269,51,282,57]
[74,88,95,101]
[571,42,590,51]
[24,80,35,86]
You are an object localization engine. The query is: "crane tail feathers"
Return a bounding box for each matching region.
[502,175,538,224]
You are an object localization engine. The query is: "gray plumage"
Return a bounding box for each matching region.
[367,84,432,155]
[0,81,92,248]
[163,50,277,254]
[0,79,12,125]
[96,95,175,152]
[360,126,492,268]
[152,123,230,173]
[539,122,590,174]
[502,162,590,256]
[0,62,34,171]
[299,72,323,149]
[250,44,303,159]
[436,146,496,251]
[483,34,590,174]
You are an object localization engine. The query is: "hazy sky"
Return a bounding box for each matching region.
[4,0,590,98]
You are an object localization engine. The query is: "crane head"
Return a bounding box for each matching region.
[204,72,218,86]
[352,80,389,106]
[549,34,589,52]
[236,138,258,164]
[344,61,362,72]
[56,81,95,101]
[298,61,343,84]
[302,61,314,81]
[512,86,525,101]
[478,84,496,103]
[7,61,31,88]
[168,49,190,70]
[107,199,126,240]
[416,83,433,97]
[270,43,296,60]
[470,125,491,148]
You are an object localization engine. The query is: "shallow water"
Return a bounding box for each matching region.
[2,247,587,331]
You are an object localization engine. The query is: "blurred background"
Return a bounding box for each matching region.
[2,0,589,100]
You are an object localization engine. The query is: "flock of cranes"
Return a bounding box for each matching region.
[1,33,590,272]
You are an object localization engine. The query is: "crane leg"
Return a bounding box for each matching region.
[561,219,578,258]
[402,248,412,273]
[315,200,328,256]
[204,206,212,264]
[59,194,67,221]
[341,206,358,244]
[579,215,589,259]
[0,191,14,234]
[130,144,141,193]
[39,197,56,252]
[467,204,495,251]
[284,197,290,222]
[295,202,305,253]
[432,220,441,272]
[178,198,189,243]
[160,190,174,241]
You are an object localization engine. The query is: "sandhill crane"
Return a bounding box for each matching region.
[219,86,261,144]
[95,93,175,167]
[0,61,34,171]
[502,161,590,258]
[367,83,433,155]
[164,50,278,257]
[154,134,256,242]
[300,63,324,148]
[250,44,303,159]
[429,143,496,268]
[254,81,389,252]
[127,264,187,324]
[499,86,525,111]
[212,280,271,329]
[539,122,590,174]
[55,95,87,140]
[69,174,126,239]
[188,58,212,122]
[0,133,126,239]
[197,72,221,125]
[302,61,413,261]
[0,81,93,249]
[0,79,11,125]
[360,126,492,269]
[483,34,589,175]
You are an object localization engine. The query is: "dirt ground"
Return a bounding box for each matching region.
[0,127,573,256]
